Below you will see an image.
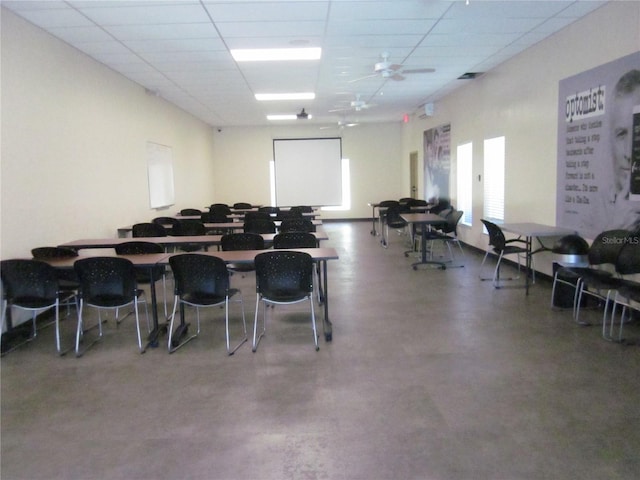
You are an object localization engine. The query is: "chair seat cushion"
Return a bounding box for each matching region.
[262,289,308,303]
[86,294,133,308]
[11,296,56,309]
[182,292,227,306]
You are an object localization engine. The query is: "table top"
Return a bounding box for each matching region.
[38,252,171,269]
[60,229,329,250]
[163,247,339,264]
[500,222,577,237]
[118,219,322,234]
[400,213,447,225]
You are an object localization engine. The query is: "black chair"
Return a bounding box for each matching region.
[153,217,180,230]
[572,230,631,325]
[479,219,530,288]
[167,254,247,354]
[180,208,202,216]
[550,234,590,310]
[132,222,168,238]
[279,218,316,233]
[424,209,465,264]
[73,257,148,356]
[1,259,77,355]
[258,206,280,216]
[428,198,451,215]
[273,232,318,249]
[172,220,207,252]
[244,211,270,223]
[252,251,318,352]
[233,202,252,209]
[221,233,265,274]
[277,210,303,221]
[244,218,276,234]
[382,204,408,248]
[607,239,640,342]
[200,211,231,223]
[114,241,168,318]
[209,203,232,215]
[293,205,313,213]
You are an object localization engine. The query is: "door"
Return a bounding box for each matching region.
[409,151,418,198]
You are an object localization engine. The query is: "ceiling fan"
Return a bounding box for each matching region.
[329,94,375,113]
[349,52,435,83]
[320,120,359,130]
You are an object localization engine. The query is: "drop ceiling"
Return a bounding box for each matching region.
[2,0,607,128]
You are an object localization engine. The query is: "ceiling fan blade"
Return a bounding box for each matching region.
[388,63,403,71]
[401,67,436,74]
[348,73,378,84]
[390,73,405,81]
[328,107,350,113]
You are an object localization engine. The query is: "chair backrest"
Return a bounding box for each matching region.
[209,204,231,215]
[244,218,276,234]
[615,239,640,275]
[169,254,229,298]
[385,204,406,226]
[31,246,78,259]
[379,200,399,208]
[258,206,280,215]
[200,212,231,223]
[180,208,202,216]
[152,217,180,229]
[74,257,137,303]
[277,210,303,221]
[273,232,318,249]
[255,251,314,300]
[293,205,313,213]
[132,222,168,237]
[429,198,451,214]
[115,241,164,255]
[233,202,252,209]
[244,211,270,222]
[480,219,507,251]
[221,232,265,251]
[589,229,633,266]
[279,218,315,233]
[405,199,429,208]
[0,259,59,303]
[442,210,463,235]
[172,220,206,236]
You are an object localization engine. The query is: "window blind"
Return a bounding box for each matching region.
[483,136,505,223]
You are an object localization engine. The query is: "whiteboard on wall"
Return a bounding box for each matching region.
[273,137,342,206]
[147,141,175,209]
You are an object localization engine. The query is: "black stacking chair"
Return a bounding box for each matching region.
[31,246,81,316]
[572,230,631,325]
[172,220,207,252]
[277,210,303,221]
[382,203,408,248]
[114,241,168,318]
[244,218,276,234]
[1,259,77,355]
[258,206,280,216]
[607,239,640,342]
[244,211,270,223]
[252,251,318,352]
[167,254,247,354]
[550,234,590,311]
[221,233,265,275]
[279,218,316,233]
[273,232,318,249]
[233,202,252,209]
[73,257,148,356]
[180,208,202,216]
[209,203,231,215]
[479,219,529,288]
[132,222,168,238]
[153,217,180,230]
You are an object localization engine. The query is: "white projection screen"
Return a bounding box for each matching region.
[273,137,342,206]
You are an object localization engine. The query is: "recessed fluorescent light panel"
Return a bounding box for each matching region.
[231,47,321,62]
[256,93,315,101]
[267,114,312,121]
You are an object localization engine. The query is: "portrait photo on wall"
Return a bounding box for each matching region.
[557,51,640,238]
[423,123,451,204]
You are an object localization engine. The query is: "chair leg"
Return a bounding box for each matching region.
[226,296,248,355]
[252,295,266,352]
[309,295,318,351]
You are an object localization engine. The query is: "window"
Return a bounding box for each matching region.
[483,136,505,223]
[456,142,473,225]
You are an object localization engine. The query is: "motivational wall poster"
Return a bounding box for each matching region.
[423,123,451,202]
[557,51,640,238]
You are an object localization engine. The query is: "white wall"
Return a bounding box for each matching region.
[402,1,640,276]
[1,9,217,259]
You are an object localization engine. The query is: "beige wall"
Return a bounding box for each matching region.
[402,1,640,275]
[1,9,217,259]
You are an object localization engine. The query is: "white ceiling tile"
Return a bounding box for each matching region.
[77,4,211,26]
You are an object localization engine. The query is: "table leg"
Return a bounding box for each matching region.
[321,260,332,341]
[143,267,168,351]
[411,224,446,270]
[370,205,377,235]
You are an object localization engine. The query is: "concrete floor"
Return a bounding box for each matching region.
[1,221,639,480]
